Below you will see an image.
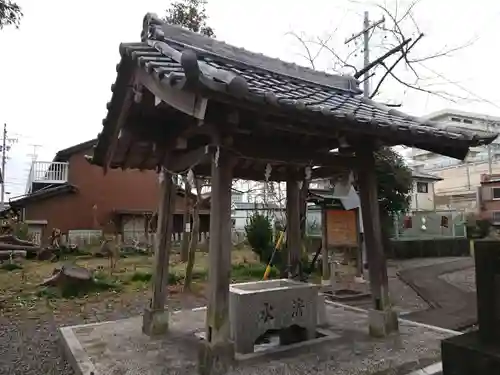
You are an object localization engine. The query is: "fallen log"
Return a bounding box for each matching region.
[0,235,37,247]
[0,243,41,251]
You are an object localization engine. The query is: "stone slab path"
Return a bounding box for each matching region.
[398,258,477,331]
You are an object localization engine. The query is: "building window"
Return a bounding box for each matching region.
[492,211,500,223]
[493,187,500,200]
[416,182,428,193]
[450,117,462,122]
[463,119,473,124]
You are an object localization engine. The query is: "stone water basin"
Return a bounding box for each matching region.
[229,279,320,354]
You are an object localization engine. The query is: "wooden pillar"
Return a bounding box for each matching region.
[321,206,330,284]
[286,175,301,279]
[199,148,235,375]
[142,168,175,336]
[357,146,398,337]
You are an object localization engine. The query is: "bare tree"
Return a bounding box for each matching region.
[287,0,476,103]
[0,0,22,29]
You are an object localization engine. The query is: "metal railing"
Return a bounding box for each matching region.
[25,161,69,193]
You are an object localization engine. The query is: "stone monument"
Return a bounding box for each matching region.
[441,240,500,374]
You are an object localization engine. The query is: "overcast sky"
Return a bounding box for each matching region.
[0,0,499,198]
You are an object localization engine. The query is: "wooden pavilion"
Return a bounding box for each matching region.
[88,13,497,374]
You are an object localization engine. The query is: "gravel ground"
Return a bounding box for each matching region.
[0,257,464,375]
[0,293,204,375]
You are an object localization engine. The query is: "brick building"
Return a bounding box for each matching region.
[9,139,209,244]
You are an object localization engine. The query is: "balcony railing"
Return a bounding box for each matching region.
[25,161,69,194]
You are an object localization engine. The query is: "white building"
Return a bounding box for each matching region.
[409,170,442,212]
[410,109,500,211]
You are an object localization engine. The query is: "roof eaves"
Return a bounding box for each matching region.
[54,139,98,162]
[9,184,78,207]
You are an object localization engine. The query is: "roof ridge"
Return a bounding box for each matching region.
[141,12,361,94]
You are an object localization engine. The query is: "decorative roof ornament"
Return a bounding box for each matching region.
[265,163,272,181]
[141,13,164,42]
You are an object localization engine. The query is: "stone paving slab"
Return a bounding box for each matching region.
[59,303,456,375]
[398,258,477,331]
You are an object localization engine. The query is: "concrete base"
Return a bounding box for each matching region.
[198,340,235,375]
[368,308,399,338]
[59,303,456,375]
[142,307,170,336]
[442,331,500,375]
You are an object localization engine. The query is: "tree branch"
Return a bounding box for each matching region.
[370,33,424,98]
[355,37,412,79]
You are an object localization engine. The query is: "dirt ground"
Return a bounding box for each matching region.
[0,248,260,322]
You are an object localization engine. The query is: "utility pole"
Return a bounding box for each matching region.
[345,11,385,98]
[1,124,6,208]
[345,12,385,278]
[1,123,18,209]
[362,11,370,98]
[487,121,493,175]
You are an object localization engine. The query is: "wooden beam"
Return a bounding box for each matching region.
[231,138,353,167]
[166,145,213,172]
[105,84,134,174]
[136,68,208,119]
[142,168,176,336]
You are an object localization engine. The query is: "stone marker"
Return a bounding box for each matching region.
[442,240,500,374]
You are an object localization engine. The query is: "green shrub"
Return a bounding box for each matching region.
[231,263,277,281]
[131,271,152,283]
[245,213,273,263]
[191,269,208,281]
[465,213,491,239]
[0,263,23,271]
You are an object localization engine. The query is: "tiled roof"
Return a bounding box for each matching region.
[9,184,78,207]
[97,13,498,166]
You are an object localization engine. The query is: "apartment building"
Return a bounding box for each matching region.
[410,109,500,211]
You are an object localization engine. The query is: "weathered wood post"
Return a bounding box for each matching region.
[286,174,301,278]
[199,146,235,375]
[356,145,398,337]
[142,168,175,336]
[321,207,330,285]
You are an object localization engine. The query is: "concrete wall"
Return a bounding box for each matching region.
[432,161,500,196]
[410,179,436,211]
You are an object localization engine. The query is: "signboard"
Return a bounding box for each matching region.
[326,209,358,247]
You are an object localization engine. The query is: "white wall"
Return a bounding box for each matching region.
[410,179,436,211]
[232,209,285,232]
